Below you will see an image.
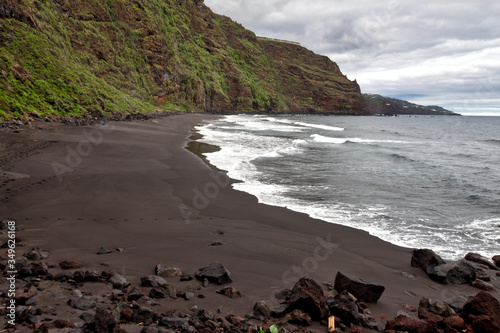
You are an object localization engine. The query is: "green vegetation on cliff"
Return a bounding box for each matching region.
[0,0,366,120]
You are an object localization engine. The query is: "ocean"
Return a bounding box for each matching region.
[194,114,500,260]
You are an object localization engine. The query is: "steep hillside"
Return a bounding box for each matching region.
[0,0,367,121]
[364,93,459,115]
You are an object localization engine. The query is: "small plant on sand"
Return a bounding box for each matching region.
[259,325,278,333]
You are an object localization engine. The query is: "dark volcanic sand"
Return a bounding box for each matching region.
[1,114,498,331]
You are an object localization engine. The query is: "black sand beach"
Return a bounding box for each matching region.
[1,114,499,332]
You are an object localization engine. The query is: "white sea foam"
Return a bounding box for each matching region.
[294,121,344,131]
[195,114,500,261]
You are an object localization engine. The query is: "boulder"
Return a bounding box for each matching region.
[465,253,498,270]
[333,272,385,303]
[287,277,328,321]
[463,291,500,318]
[149,284,177,299]
[155,264,182,277]
[426,260,476,284]
[385,314,437,333]
[411,249,445,270]
[195,263,232,285]
[326,290,359,325]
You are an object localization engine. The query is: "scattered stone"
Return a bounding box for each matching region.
[465,252,498,270]
[109,273,128,289]
[126,287,144,302]
[24,247,49,261]
[140,275,169,288]
[209,241,223,246]
[184,292,194,300]
[402,271,416,279]
[180,273,193,281]
[121,308,134,322]
[326,290,359,325]
[411,248,445,270]
[333,271,385,303]
[472,279,496,291]
[426,259,476,284]
[385,314,437,333]
[96,247,112,255]
[217,286,243,298]
[195,263,233,285]
[358,308,380,330]
[253,301,271,319]
[67,298,96,310]
[403,304,418,312]
[155,264,182,277]
[59,260,84,269]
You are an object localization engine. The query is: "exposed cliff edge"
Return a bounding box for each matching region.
[364,93,460,116]
[0,0,366,120]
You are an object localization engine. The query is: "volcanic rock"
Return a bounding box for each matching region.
[287,277,328,321]
[326,290,359,325]
[59,260,84,269]
[155,264,182,277]
[385,314,437,333]
[333,271,385,303]
[140,275,169,288]
[492,255,500,268]
[217,286,243,298]
[195,263,232,285]
[472,279,496,291]
[426,260,476,284]
[411,249,445,271]
[465,252,498,270]
[109,273,128,289]
[253,301,271,319]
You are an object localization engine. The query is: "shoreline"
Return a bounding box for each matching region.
[1,114,499,332]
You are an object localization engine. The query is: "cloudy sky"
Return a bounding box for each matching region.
[204,0,500,115]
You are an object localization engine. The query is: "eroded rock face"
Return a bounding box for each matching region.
[333,272,385,303]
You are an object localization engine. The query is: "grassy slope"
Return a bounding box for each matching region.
[0,0,366,121]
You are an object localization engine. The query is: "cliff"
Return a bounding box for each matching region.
[363,94,459,116]
[0,0,367,120]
